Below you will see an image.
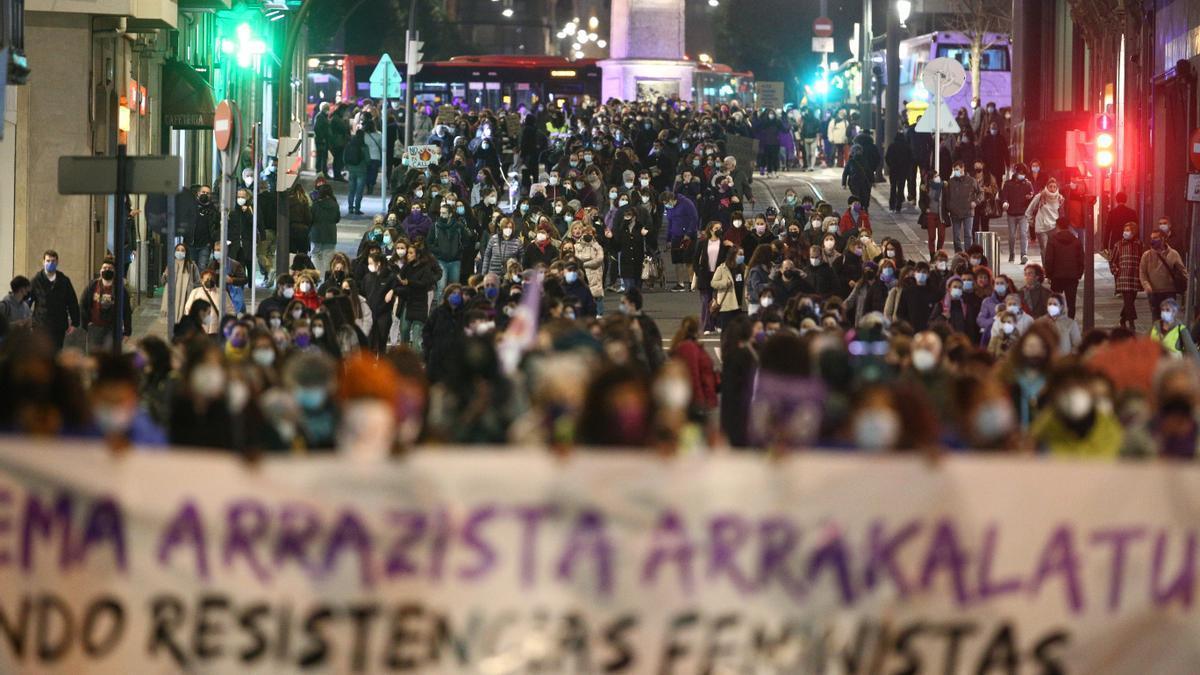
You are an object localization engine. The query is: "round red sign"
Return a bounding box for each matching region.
[214,100,236,153]
[813,17,834,38]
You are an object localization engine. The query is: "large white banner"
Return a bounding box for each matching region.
[0,441,1198,674]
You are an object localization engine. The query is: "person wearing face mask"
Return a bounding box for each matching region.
[844,386,905,451]
[943,161,980,253]
[187,186,219,268]
[610,206,648,293]
[975,272,1010,346]
[482,217,524,275]
[895,261,938,332]
[803,243,839,298]
[183,268,233,335]
[1024,178,1064,254]
[561,262,598,318]
[29,250,81,351]
[402,199,433,241]
[1040,293,1081,354]
[1042,215,1085,318]
[844,262,889,325]
[753,108,786,177]
[522,221,561,269]
[742,215,776,264]
[970,161,998,233]
[1102,192,1139,251]
[387,244,438,354]
[979,121,1008,184]
[988,312,1021,357]
[1139,229,1187,322]
[573,226,606,315]
[1149,297,1199,358]
[255,273,296,321]
[929,251,952,291]
[1000,164,1035,264]
[360,252,395,353]
[309,182,342,274]
[88,353,167,450]
[990,295,1034,343]
[838,197,873,235]
[169,344,238,449]
[1031,366,1124,457]
[426,202,468,300]
[1110,222,1144,330]
[827,108,850,167]
[79,256,133,354]
[292,271,322,311]
[286,181,315,255]
[422,284,467,383]
[161,243,200,326]
[282,351,338,450]
[662,190,700,292]
[932,277,975,339]
[227,188,256,271]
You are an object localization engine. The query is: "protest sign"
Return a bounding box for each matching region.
[404,145,441,169]
[1,442,1198,674]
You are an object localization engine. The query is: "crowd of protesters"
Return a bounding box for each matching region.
[0,94,1197,458]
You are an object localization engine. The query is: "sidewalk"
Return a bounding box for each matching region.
[790,168,1125,329]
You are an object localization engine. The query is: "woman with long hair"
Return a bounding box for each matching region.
[162,242,200,324]
[669,316,718,418]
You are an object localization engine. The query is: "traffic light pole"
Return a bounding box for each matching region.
[274,0,316,283]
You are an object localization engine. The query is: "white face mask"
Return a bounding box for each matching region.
[760,296,773,308]
[536,232,548,243]
[299,282,313,293]
[639,178,650,187]
[282,287,295,299]
[486,196,497,205]
[251,348,275,368]
[175,251,186,260]
[548,176,559,185]
[732,220,743,228]
[1001,322,1016,335]
[911,348,937,372]
[190,364,225,399]
[291,308,304,320]
[1047,304,1062,317]
[312,326,325,339]
[1057,388,1093,421]
[823,240,835,250]
[853,409,901,451]
[502,227,513,238]
[1162,310,1176,324]
[237,197,248,207]
[936,261,948,271]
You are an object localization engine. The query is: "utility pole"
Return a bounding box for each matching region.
[884,0,901,150]
[860,0,873,132]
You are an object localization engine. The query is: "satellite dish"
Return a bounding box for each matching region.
[921,57,967,98]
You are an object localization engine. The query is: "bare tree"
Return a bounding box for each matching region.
[945,0,1012,103]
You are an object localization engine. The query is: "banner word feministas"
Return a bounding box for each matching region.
[0,442,1198,674]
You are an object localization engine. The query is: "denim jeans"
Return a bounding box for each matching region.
[348,172,366,212]
[1006,215,1028,259]
[398,306,424,354]
[436,259,461,300]
[949,216,974,252]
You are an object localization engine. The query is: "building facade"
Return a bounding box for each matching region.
[1012,0,1200,243]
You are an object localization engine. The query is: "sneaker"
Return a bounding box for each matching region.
[1020,256,1028,265]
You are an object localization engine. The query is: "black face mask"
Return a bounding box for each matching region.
[101,269,114,281]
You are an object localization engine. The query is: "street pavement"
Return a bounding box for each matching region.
[132,166,1126,342]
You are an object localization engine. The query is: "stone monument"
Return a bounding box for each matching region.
[598,0,695,101]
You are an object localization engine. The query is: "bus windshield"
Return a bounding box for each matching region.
[935,44,1010,72]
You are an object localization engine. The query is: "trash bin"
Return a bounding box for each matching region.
[974,231,1001,275]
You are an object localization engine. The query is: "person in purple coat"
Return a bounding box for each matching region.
[976,273,1014,347]
[662,191,699,292]
[402,203,433,242]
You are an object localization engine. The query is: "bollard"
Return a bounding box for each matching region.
[974,231,1001,276]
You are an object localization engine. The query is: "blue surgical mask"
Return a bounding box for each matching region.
[735,254,745,265]
[44,261,57,274]
[383,234,393,246]
[456,205,465,215]
[995,283,1008,295]
[565,271,579,284]
[448,292,463,308]
[963,280,975,291]
[520,204,529,213]
[295,386,326,410]
[484,286,499,300]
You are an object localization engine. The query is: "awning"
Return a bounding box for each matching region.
[161,60,215,130]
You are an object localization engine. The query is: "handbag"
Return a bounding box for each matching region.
[1156,250,1188,293]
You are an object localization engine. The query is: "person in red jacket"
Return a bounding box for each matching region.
[669,316,718,417]
[1042,218,1085,318]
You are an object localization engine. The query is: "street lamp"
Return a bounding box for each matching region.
[501,7,513,17]
[896,0,912,27]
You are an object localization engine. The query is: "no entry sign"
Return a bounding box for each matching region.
[813,16,833,38]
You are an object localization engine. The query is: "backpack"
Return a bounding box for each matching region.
[343,140,364,167]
